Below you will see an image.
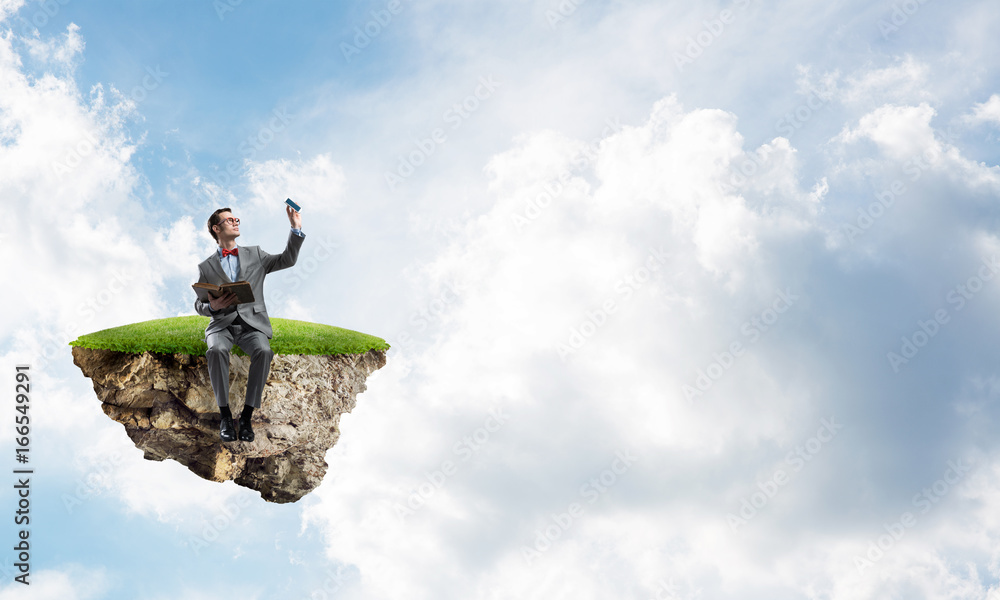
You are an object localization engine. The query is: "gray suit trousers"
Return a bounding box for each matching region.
[206,314,274,409]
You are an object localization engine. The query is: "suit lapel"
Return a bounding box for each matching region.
[239,245,256,281]
[208,245,255,283]
[208,250,232,283]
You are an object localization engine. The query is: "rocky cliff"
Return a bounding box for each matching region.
[71,347,386,503]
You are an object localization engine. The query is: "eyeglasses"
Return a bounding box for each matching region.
[221,217,240,226]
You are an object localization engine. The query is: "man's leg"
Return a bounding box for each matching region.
[234,328,274,410]
[207,327,237,442]
[206,328,235,407]
[233,327,273,442]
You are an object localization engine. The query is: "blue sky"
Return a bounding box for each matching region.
[3,0,1000,598]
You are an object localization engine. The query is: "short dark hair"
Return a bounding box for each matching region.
[208,207,232,242]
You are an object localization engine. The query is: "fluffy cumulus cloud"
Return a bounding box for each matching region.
[0,18,164,361]
[22,20,83,65]
[245,153,346,217]
[0,0,316,553]
[0,566,107,599]
[5,1,1000,598]
[300,88,829,599]
[0,5,168,531]
[299,47,1000,597]
[0,10,348,346]
[966,94,1000,126]
[838,55,932,109]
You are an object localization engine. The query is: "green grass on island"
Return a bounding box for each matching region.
[69,316,390,356]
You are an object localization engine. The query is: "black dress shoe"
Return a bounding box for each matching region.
[220,413,236,442]
[238,412,255,442]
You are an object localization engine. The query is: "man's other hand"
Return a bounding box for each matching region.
[209,291,238,311]
[286,204,302,229]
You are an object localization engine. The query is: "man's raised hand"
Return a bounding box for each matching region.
[286,204,302,229]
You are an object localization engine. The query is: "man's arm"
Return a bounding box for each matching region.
[257,204,305,274]
[194,264,217,317]
[259,229,306,274]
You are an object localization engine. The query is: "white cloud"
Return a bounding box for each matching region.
[141,587,262,600]
[5,2,1000,599]
[295,42,1000,596]
[23,21,83,66]
[0,0,22,22]
[245,153,347,217]
[0,565,107,600]
[965,93,1000,126]
[150,215,203,280]
[839,55,932,108]
[833,100,999,198]
[299,90,837,599]
[836,103,940,159]
[0,12,310,529]
[0,26,167,351]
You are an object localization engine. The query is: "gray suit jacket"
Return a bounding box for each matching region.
[194,230,306,340]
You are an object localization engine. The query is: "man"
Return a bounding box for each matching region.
[194,205,305,442]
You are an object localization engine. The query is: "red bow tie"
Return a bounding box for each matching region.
[221,247,238,257]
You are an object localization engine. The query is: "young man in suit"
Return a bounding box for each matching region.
[194,205,305,442]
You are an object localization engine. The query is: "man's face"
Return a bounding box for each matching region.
[214,211,240,240]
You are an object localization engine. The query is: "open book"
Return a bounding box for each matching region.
[192,281,256,305]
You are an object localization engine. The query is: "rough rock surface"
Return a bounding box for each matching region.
[71,346,386,503]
